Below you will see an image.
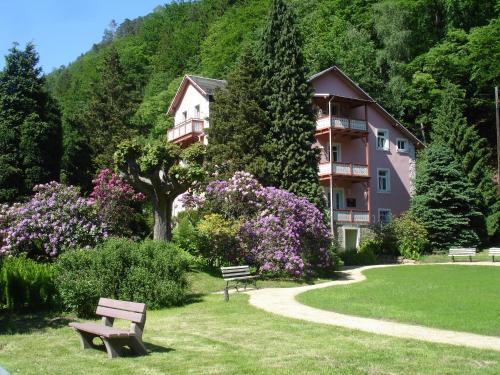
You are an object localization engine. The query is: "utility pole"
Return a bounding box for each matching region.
[496,87,500,191]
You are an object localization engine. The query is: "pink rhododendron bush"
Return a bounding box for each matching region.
[184,172,333,277]
[0,182,107,258]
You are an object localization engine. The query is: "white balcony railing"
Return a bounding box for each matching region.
[167,119,204,142]
[333,209,370,223]
[319,162,369,177]
[316,116,367,132]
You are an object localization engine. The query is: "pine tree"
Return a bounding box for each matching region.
[207,48,269,182]
[259,0,324,208]
[86,47,138,169]
[411,144,484,250]
[431,83,499,243]
[0,43,62,202]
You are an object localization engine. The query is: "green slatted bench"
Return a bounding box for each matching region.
[69,298,148,359]
[221,265,259,301]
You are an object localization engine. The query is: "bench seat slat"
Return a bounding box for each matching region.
[95,306,144,323]
[224,275,259,281]
[222,271,251,277]
[221,266,250,270]
[98,298,145,313]
[489,248,500,254]
[69,322,133,338]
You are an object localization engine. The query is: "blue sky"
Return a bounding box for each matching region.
[0,0,165,73]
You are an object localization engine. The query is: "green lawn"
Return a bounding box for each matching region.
[298,265,500,336]
[1,269,500,374]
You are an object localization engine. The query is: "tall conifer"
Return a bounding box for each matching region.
[259,0,324,208]
[207,48,268,182]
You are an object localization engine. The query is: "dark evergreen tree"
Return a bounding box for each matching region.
[0,43,62,202]
[207,48,269,182]
[431,83,499,243]
[411,144,484,250]
[60,115,94,192]
[86,46,138,169]
[259,0,324,208]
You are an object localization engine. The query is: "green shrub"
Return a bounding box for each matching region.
[340,244,377,266]
[54,239,189,317]
[392,212,430,260]
[0,256,57,310]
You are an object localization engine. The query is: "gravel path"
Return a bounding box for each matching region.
[246,262,500,351]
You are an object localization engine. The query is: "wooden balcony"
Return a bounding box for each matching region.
[333,209,370,223]
[316,116,368,136]
[167,119,204,144]
[318,162,369,181]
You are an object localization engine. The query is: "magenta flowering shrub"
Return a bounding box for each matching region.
[0,182,107,258]
[89,169,145,236]
[200,172,332,276]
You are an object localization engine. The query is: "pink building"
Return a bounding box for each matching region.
[167,67,423,249]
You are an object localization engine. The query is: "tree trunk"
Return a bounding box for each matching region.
[151,194,173,241]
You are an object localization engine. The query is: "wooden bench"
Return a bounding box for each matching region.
[489,247,500,262]
[448,248,476,262]
[69,298,147,359]
[221,265,259,301]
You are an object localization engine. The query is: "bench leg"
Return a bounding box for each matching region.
[102,338,121,359]
[452,256,455,262]
[469,256,472,262]
[254,279,258,289]
[493,256,495,262]
[76,330,97,350]
[224,285,229,302]
[129,337,148,356]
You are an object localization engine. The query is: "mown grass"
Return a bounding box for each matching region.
[298,265,500,336]
[2,268,500,374]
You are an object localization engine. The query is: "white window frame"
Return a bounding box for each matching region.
[377,168,391,193]
[331,143,341,162]
[182,110,188,121]
[396,138,408,153]
[378,208,392,225]
[376,129,389,151]
[194,104,200,118]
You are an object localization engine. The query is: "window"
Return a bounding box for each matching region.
[378,209,392,225]
[346,198,356,208]
[194,105,200,118]
[325,191,331,209]
[182,111,187,121]
[332,143,341,162]
[396,138,408,153]
[376,129,389,150]
[377,168,390,192]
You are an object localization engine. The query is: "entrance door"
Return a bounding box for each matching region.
[344,229,359,250]
[333,188,344,209]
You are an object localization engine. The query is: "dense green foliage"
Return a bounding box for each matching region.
[340,246,377,266]
[54,239,189,317]
[0,256,56,310]
[411,144,484,250]
[392,213,429,259]
[259,0,324,208]
[0,43,62,202]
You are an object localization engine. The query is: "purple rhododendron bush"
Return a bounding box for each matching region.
[185,172,333,277]
[0,182,107,259]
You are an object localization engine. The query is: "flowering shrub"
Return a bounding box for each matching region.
[0,182,107,258]
[89,169,145,237]
[198,172,333,276]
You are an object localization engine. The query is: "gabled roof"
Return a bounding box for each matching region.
[309,66,424,148]
[167,75,227,115]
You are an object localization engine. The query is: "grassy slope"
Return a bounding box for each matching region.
[2,293,500,374]
[298,265,500,336]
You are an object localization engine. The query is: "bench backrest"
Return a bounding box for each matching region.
[221,265,251,279]
[449,248,476,256]
[95,298,146,324]
[489,247,500,255]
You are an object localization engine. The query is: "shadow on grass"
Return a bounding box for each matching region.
[0,311,73,335]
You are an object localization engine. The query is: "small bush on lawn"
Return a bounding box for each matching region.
[392,212,430,260]
[0,256,57,310]
[340,243,377,266]
[55,239,189,317]
[172,210,207,268]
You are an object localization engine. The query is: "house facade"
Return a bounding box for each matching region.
[167,67,423,249]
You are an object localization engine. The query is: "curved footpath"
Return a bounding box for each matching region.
[246,262,500,352]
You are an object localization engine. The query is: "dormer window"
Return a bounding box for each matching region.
[376,129,389,150]
[194,105,200,118]
[182,111,187,121]
[396,138,408,153]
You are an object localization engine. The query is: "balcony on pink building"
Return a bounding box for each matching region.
[318,162,369,181]
[167,118,204,145]
[333,209,370,223]
[316,115,368,135]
